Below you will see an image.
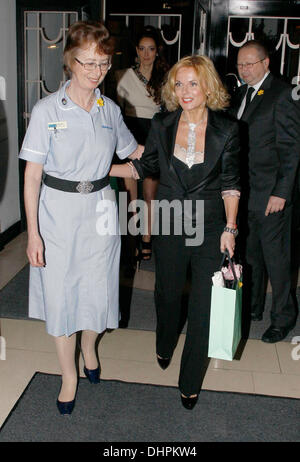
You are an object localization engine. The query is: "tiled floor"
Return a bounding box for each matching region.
[0,232,299,428]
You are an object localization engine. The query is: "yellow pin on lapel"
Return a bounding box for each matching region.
[97,97,104,107]
[257,90,264,96]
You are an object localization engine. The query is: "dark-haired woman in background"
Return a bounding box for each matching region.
[116,26,169,263]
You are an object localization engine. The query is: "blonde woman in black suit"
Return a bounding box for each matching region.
[111,56,241,409]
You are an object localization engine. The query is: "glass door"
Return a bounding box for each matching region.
[23,11,78,130]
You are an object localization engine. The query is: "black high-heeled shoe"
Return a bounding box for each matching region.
[134,247,142,271]
[134,239,152,271]
[141,239,152,261]
[180,394,198,410]
[83,365,100,384]
[157,355,171,370]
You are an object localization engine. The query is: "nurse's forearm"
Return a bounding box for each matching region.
[109,162,140,179]
[24,162,43,237]
[24,162,45,267]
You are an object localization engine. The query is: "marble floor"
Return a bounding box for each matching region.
[0,232,299,428]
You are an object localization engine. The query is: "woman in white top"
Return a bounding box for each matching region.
[116,26,169,264]
[20,21,142,415]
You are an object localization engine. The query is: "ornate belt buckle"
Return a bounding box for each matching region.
[76,180,94,194]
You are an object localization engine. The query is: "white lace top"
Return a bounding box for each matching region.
[172,144,240,199]
[174,143,205,166]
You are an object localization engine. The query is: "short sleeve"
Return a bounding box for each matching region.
[114,105,138,160]
[19,103,50,164]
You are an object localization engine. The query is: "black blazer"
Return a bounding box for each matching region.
[133,108,240,227]
[231,73,300,211]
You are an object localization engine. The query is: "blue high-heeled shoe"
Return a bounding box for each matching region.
[83,366,100,384]
[56,398,75,415]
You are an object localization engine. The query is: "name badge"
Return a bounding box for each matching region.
[48,121,68,130]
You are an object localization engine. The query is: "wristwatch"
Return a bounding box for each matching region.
[223,226,239,237]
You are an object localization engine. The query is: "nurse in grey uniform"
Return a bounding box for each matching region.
[19,20,143,415]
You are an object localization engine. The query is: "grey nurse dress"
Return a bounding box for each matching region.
[19,81,137,336]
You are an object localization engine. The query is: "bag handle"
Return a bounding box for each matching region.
[219,249,238,283]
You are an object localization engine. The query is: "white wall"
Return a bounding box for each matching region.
[0,0,20,233]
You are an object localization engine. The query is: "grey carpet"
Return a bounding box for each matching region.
[0,265,30,320]
[0,372,299,442]
[0,264,299,340]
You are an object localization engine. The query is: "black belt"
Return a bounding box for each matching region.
[44,174,110,194]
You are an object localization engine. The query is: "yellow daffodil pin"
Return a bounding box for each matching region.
[257,90,264,96]
[97,97,104,107]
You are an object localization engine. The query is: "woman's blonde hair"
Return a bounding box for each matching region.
[162,55,230,112]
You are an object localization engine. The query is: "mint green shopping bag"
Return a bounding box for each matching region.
[208,252,242,361]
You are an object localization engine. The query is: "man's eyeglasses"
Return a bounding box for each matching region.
[74,57,111,72]
[236,58,266,71]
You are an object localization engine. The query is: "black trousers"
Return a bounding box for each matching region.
[245,206,297,328]
[153,228,222,396]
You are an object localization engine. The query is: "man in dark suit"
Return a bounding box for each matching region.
[232,40,300,343]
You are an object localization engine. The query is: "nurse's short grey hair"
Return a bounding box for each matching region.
[63,20,115,75]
